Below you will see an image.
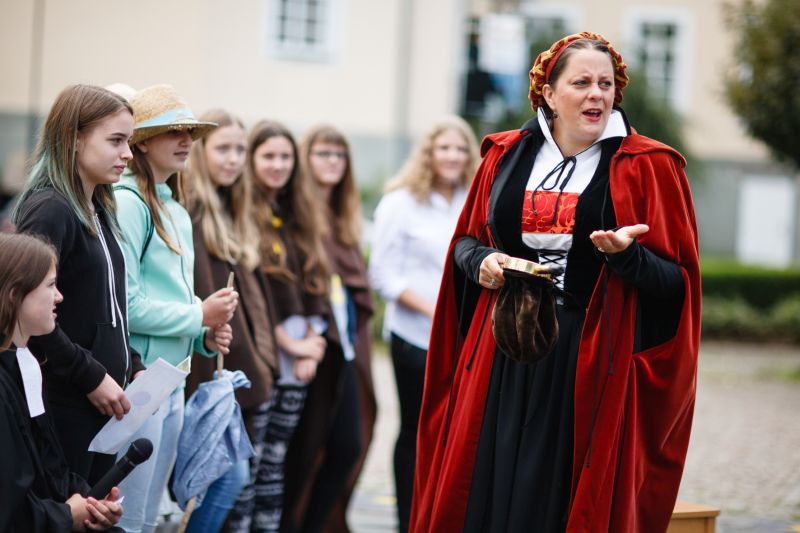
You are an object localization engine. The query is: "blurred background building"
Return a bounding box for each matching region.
[0,0,795,265]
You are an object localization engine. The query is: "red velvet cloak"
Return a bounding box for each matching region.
[410,129,700,532]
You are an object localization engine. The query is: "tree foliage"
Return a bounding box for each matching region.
[620,71,692,163]
[725,0,800,168]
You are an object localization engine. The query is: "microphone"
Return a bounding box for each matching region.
[88,438,153,499]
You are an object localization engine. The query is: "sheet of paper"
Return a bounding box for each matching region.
[88,357,189,454]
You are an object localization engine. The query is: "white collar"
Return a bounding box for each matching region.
[537,109,628,156]
[15,346,45,417]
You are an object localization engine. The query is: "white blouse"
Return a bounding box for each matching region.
[369,187,467,350]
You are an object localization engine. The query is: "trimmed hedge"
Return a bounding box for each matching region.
[702,295,800,343]
[700,257,800,309]
[700,257,800,342]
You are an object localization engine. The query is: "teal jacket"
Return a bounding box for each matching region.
[114,172,213,369]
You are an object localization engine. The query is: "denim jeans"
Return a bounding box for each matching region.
[117,387,184,533]
[185,458,250,533]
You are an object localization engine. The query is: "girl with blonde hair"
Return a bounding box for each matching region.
[369,115,479,532]
[183,109,278,533]
[385,116,479,199]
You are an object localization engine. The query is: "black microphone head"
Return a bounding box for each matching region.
[127,438,153,464]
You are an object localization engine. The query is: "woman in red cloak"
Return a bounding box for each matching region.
[411,32,700,533]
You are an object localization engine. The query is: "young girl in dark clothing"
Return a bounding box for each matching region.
[0,232,124,532]
[14,84,145,484]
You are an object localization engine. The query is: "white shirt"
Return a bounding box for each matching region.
[277,315,327,386]
[369,187,467,349]
[330,273,356,362]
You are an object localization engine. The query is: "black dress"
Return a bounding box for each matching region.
[0,346,124,532]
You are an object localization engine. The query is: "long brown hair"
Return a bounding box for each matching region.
[0,233,58,352]
[13,84,132,237]
[128,140,187,255]
[299,124,362,247]
[385,115,479,202]
[184,110,260,270]
[247,120,328,294]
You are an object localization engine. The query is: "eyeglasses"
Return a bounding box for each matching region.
[167,127,195,137]
[311,150,348,160]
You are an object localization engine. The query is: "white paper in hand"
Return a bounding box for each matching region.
[88,357,189,454]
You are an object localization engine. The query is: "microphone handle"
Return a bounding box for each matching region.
[88,457,136,499]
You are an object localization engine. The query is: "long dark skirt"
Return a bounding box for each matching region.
[464,305,584,533]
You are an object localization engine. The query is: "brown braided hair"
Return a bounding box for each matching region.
[528,31,628,112]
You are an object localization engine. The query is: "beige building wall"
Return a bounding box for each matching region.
[0,0,464,166]
[3,0,773,173]
[0,0,37,113]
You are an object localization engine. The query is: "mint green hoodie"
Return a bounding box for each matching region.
[114,172,213,369]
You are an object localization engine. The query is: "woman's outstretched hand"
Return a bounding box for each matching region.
[589,224,649,255]
[479,252,510,290]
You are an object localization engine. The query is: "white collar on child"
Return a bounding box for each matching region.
[16,346,45,417]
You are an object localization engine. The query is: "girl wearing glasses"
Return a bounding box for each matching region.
[280,125,376,531]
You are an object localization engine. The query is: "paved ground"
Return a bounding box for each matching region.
[155,341,800,532]
[678,342,800,532]
[349,341,800,532]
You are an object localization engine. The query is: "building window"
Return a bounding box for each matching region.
[525,16,568,52]
[462,4,578,122]
[638,22,677,102]
[624,8,693,112]
[269,0,337,61]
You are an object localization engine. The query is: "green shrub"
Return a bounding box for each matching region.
[701,296,769,341]
[370,291,387,350]
[768,295,800,342]
[700,257,800,309]
[702,293,800,344]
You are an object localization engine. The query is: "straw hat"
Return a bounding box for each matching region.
[129,85,217,145]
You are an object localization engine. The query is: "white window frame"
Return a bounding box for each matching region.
[519,3,581,39]
[265,0,342,62]
[623,7,694,113]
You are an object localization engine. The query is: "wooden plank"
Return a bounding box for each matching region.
[667,517,713,533]
[668,501,720,533]
[672,500,721,519]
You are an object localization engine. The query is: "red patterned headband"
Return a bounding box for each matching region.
[528,31,629,111]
